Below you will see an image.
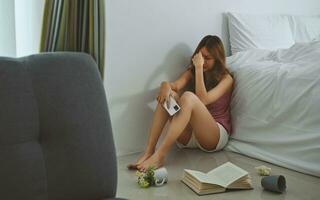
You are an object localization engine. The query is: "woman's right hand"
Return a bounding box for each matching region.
[157,82,172,107]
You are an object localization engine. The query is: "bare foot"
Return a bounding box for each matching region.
[137,153,164,171]
[127,151,154,170]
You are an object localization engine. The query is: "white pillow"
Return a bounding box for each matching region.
[289,16,320,43]
[227,13,295,55]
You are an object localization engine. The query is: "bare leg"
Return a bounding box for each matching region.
[127,101,171,169]
[138,91,220,170]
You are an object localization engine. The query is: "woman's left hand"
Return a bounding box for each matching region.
[192,52,204,70]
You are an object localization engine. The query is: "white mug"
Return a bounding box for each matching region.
[154,167,168,186]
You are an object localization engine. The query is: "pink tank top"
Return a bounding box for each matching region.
[206,89,232,134]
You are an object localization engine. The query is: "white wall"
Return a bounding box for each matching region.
[0,0,44,57]
[0,0,16,57]
[105,0,320,156]
[14,0,44,57]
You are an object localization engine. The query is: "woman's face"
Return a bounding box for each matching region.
[199,47,215,72]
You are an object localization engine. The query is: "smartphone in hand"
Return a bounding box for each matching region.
[163,96,181,116]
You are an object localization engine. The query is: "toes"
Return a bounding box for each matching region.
[127,163,140,170]
[136,164,142,170]
[127,164,137,170]
[137,164,146,172]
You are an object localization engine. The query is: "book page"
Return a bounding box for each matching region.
[206,162,248,187]
[184,169,208,183]
[228,176,253,189]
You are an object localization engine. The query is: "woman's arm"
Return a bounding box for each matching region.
[194,66,207,102]
[196,72,233,105]
[161,66,193,93]
[157,67,193,105]
[192,52,233,105]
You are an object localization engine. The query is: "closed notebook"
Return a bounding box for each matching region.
[181,161,253,195]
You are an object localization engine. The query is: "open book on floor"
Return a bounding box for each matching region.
[181,161,253,195]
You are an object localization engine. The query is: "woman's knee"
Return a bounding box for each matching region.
[179,91,198,106]
[181,91,197,100]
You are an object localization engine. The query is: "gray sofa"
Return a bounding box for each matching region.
[0,52,126,200]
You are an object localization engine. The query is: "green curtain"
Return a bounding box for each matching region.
[40,0,105,79]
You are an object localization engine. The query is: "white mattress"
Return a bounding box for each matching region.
[224,41,320,177]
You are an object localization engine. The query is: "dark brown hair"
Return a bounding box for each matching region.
[187,35,230,92]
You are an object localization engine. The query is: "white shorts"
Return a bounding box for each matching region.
[175,122,229,152]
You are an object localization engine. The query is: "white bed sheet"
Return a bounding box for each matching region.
[224,41,320,177]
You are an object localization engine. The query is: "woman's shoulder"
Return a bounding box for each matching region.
[186,65,195,76]
[218,73,233,85]
[216,73,234,93]
[185,64,193,72]
[181,65,194,77]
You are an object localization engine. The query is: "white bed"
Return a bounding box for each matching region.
[224,13,320,177]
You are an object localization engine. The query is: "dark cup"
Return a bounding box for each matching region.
[261,175,286,193]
